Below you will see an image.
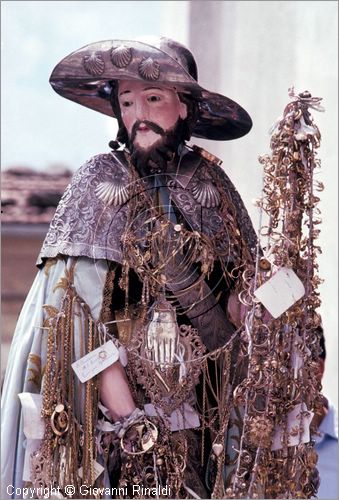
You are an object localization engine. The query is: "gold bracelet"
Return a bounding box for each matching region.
[120,419,158,456]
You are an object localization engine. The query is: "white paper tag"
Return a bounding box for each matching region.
[144,402,200,431]
[291,335,312,379]
[271,402,314,451]
[254,267,305,318]
[72,340,119,383]
[78,460,104,483]
[22,438,42,482]
[118,345,128,367]
[291,349,303,379]
[18,392,45,439]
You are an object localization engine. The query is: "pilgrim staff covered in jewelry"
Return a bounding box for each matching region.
[1,37,322,499]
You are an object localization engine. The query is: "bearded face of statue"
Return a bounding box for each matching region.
[118,80,188,151]
[117,80,188,175]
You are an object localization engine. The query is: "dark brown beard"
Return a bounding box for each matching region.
[129,118,186,178]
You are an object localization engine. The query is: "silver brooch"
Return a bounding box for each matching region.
[191,180,220,208]
[95,180,129,207]
[83,52,105,76]
[111,45,132,68]
[138,57,160,81]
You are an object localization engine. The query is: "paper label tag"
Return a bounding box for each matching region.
[254,267,305,318]
[271,402,314,451]
[144,402,200,431]
[72,340,119,383]
[78,460,104,483]
[118,345,128,367]
[291,334,312,379]
[291,349,303,379]
[18,392,45,439]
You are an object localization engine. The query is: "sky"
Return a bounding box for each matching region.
[1,1,188,171]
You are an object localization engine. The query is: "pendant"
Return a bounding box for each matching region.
[145,299,179,369]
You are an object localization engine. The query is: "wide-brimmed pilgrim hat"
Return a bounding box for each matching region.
[49,37,252,141]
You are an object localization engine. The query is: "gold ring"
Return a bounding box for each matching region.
[50,406,69,436]
[120,420,158,456]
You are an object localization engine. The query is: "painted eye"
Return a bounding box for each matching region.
[148,95,161,103]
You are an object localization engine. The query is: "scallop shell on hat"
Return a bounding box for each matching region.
[191,181,220,208]
[95,181,129,206]
[138,57,160,81]
[83,52,105,76]
[111,45,132,68]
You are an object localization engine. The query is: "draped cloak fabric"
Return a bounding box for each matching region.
[1,148,258,499]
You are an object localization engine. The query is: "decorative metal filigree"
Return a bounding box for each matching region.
[127,321,205,415]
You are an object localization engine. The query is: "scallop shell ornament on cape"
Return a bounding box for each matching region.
[83,52,105,76]
[138,57,160,81]
[95,181,129,207]
[111,45,132,68]
[191,180,221,208]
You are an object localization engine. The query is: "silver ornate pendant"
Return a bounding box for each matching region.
[95,180,129,206]
[191,180,220,208]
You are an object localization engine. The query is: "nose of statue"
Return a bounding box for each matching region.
[135,99,148,121]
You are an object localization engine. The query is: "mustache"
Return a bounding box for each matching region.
[130,120,165,143]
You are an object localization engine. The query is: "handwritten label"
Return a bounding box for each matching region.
[72,340,119,383]
[254,267,305,318]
